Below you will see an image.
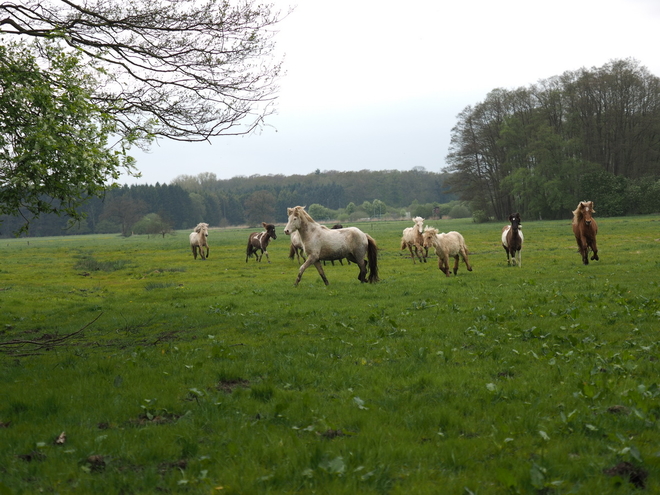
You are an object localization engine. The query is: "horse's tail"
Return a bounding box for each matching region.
[366,235,379,283]
[400,238,407,250]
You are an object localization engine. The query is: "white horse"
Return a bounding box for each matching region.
[400,216,427,263]
[189,222,209,260]
[288,230,307,265]
[283,206,379,286]
[502,212,524,267]
[422,227,472,276]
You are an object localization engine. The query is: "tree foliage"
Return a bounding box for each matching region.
[0,0,284,235]
[0,0,284,141]
[445,59,660,220]
[0,41,134,235]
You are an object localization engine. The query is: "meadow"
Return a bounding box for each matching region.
[1,215,659,494]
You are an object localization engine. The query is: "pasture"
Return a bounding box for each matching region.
[1,215,659,494]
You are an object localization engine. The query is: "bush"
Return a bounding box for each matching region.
[472,210,490,223]
[448,204,471,219]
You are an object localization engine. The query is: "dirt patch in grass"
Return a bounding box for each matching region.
[603,461,648,488]
[216,379,250,393]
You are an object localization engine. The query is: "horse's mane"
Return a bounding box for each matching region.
[292,206,315,224]
[572,201,595,225]
[194,222,209,232]
[424,226,439,236]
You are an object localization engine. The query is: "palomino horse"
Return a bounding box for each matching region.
[572,201,599,265]
[288,230,307,264]
[502,213,524,267]
[246,222,277,263]
[400,216,427,263]
[422,227,472,277]
[283,206,379,286]
[189,223,210,260]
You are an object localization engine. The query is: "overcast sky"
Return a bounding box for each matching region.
[123,0,660,185]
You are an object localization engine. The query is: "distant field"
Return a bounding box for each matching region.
[1,215,659,493]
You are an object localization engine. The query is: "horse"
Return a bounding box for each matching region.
[422,227,472,277]
[189,223,210,260]
[502,212,524,267]
[572,200,599,265]
[400,216,427,264]
[246,222,277,263]
[283,206,379,286]
[288,230,307,265]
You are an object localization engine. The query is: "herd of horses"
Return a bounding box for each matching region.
[189,201,600,285]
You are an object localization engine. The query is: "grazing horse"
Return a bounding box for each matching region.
[283,206,379,286]
[422,227,472,277]
[189,223,210,260]
[246,222,277,263]
[288,230,307,265]
[572,201,599,265]
[400,216,427,263]
[502,213,524,267]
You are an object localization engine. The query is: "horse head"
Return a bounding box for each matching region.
[422,227,439,248]
[262,222,277,240]
[575,201,595,226]
[509,213,521,230]
[413,216,425,233]
[284,206,307,235]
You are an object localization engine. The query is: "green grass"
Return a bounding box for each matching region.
[1,216,660,493]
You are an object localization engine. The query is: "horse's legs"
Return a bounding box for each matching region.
[312,261,330,286]
[356,259,367,283]
[263,250,270,263]
[408,245,417,264]
[590,237,599,261]
[462,249,473,271]
[192,245,198,260]
[516,248,521,268]
[503,246,511,265]
[452,255,460,275]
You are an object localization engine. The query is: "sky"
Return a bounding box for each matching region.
[123,0,660,185]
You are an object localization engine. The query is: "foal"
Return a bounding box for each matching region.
[246,222,277,263]
[501,213,524,267]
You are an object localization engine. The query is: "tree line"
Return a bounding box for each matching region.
[0,169,459,237]
[445,58,660,221]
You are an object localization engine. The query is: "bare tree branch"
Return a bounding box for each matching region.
[0,0,287,141]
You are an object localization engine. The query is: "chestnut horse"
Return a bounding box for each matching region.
[189,222,209,260]
[283,206,378,286]
[572,201,599,265]
[502,213,524,267]
[246,222,277,263]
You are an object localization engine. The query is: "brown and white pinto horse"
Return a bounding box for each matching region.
[246,222,277,263]
[283,206,379,286]
[572,201,599,265]
[502,213,524,267]
[189,223,209,260]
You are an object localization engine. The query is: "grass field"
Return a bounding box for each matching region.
[1,215,659,494]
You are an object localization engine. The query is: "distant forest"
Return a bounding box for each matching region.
[3,59,660,238]
[445,58,660,221]
[0,169,459,237]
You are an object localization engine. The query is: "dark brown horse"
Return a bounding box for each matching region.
[246,222,277,263]
[572,201,599,265]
